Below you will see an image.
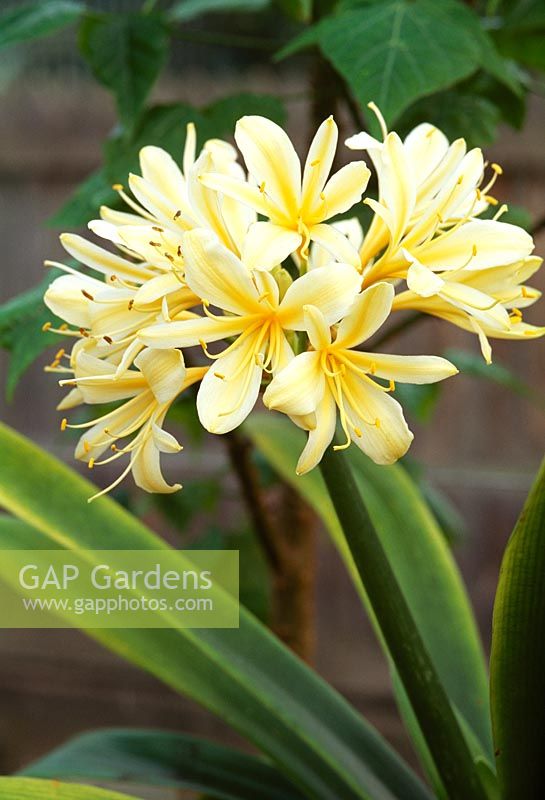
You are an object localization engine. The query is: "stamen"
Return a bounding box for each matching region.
[367,101,388,140]
[112,184,155,221]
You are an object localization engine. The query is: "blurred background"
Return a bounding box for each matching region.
[0,0,544,792]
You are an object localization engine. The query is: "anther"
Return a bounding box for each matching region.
[152,226,164,232]
[354,426,363,437]
[42,321,52,332]
[128,299,134,310]
[79,328,89,338]
[214,372,225,380]
[112,183,124,191]
[375,418,381,428]
[310,159,320,167]
[60,418,68,431]
[389,379,396,392]
[259,181,266,193]
[55,349,65,360]
[103,335,113,344]
[83,441,91,453]
[174,210,182,220]
[149,241,162,248]
[492,163,503,175]
[81,289,94,301]
[88,458,95,469]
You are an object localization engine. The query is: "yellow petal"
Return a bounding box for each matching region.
[134,348,186,404]
[198,172,272,218]
[60,233,154,283]
[139,314,246,349]
[139,146,187,209]
[197,332,263,434]
[128,173,194,230]
[235,115,301,219]
[263,351,324,416]
[349,350,458,383]
[418,220,534,271]
[183,229,261,315]
[131,425,182,494]
[309,222,361,268]
[342,373,413,464]
[406,258,445,297]
[279,263,360,329]
[241,221,302,271]
[302,305,331,350]
[379,132,415,247]
[296,390,337,475]
[309,161,370,223]
[44,273,102,329]
[403,123,450,185]
[301,116,338,215]
[335,282,393,349]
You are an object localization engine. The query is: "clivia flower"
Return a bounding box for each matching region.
[199,115,371,269]
[58,346,205,500]
[139,228,361,434]
[263,283,457,473]
[42,110,544,497]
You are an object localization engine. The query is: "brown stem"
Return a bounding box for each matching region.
[224,430,282,574]
[224,430,317,663]
[270,483,317,662]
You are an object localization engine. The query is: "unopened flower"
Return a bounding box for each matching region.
[264,283,457,472]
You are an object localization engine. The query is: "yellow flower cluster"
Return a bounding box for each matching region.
[44,109,543,497]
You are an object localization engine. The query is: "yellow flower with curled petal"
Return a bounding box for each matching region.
[345,105,534,286]
[199,115,371,269]
[139,228,361,434]
[394,255,545,363]
[58,346,206,500]
[263,283,457,473]
[94,124,255,263]
[44,234,198,374]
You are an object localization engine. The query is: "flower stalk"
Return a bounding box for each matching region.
[320,439,488,800]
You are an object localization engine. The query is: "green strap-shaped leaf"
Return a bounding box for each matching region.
[0,1,83,50]
[490,456,545,797]
[0,778,141,800]
[0,422,431,800]
[21,728,305,800]
[245,413,492,790]
[78,13,169,127]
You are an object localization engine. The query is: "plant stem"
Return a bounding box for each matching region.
[225,430,316,662]
[320,441,488,800]
[225,431,281,573]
